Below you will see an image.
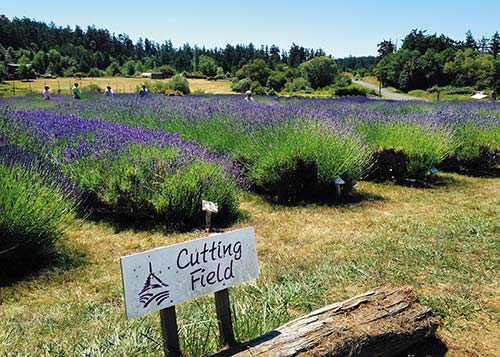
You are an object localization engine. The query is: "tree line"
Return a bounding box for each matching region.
[0,15,338,81]
[376,29,500,93]
[3,16,497,95]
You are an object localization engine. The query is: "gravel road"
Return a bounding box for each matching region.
[353,80,426,101]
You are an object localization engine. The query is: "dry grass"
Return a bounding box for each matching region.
[0,173,499,355]
[362,76,380,86]
[0,77,234,96]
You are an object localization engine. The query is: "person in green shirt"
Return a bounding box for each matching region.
[72,83,82,99]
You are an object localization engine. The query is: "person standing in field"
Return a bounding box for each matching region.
[42,85,51,100]
[104,85,113,96]
[72,83,82,99]
[139,84,149,98]
[244,90,254,101]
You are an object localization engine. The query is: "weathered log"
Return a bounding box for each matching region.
[214,287,439,357]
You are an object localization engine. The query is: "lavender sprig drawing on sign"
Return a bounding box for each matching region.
[138,262,170,308]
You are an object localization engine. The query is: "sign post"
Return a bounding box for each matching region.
[202,200,219,232]
[215,288,236,346]
[159,306,180,357]
[120,227,259,356]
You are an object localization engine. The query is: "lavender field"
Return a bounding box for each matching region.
[1,94,500,355]
[1,95,499,220]
[1,94,499,268]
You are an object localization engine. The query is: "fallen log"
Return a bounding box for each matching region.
[214,287,439,357]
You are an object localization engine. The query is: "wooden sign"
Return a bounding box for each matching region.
[120,227,259,319]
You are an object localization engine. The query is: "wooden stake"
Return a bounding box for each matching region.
[205,211,212,232]
[214,289,236,347]
[159,306,181,357]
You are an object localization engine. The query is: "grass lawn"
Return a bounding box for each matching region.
[407,89,473,102]
[361,77,475,101]
[0,77,234,96]
[0,173,499,356]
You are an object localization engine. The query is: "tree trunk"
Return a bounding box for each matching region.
[215,287,439,357]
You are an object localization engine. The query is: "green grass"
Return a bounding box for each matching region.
[0,173,499,356]
[407,89,474,101]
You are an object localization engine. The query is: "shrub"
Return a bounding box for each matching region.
[266,71,287,92]
[155,64,176,77]
[1,110,241,229]
[106,62,122,77]
[285,78,310,92]
[0,62,6,82]
[428,86,475,95]
[182,71,206,79]
[70,146,238,228]
[73,72,86,79]
[199,55,218,77]
[266,88,277,96]
[87,67,103,78]
[246,122,370,203]
[335,74,352,87]
[63,67,76,77]
[235,59,271,86]
[335,85,367,97]
[139,80,168,93]
[250,81,266,95]
[166,74,190,94]
[15,64,36,80]
[164,89,184,96]
[440,122,500,175]
[81,84,102,93]
[215,67,226,79]
[298,56,338,89]
[0,146,77,282]
[360,122,457,181]
[231,78,252,93]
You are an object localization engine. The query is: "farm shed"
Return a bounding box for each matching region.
[151,72,165,79]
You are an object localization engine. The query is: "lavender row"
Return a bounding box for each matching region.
[0,109,242,227]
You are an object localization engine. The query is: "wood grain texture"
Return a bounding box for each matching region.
[214,287,438,357]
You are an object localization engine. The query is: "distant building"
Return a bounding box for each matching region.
[141,72,152,78]
[6,63,31,75]
[151,72,165,80]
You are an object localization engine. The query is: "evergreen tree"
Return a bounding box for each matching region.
[491,32,500,59]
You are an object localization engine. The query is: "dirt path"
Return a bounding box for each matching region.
[353,79,426,101]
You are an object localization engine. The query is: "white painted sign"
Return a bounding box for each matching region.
[120,227,259,319]
[202,200,218,213]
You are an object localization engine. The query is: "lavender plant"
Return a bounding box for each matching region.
[0,109,242,228]
[50,94,371,202]
[0,144,78,282]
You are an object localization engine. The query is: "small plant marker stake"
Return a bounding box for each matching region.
[205,211,212,232]
[334,177,346,197]
[202,200,218,233]
[214,289,236,347]
[160,306,181,357]
[430,167,439,175]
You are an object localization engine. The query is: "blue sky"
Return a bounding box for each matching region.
[2,0,500,57]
